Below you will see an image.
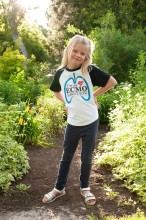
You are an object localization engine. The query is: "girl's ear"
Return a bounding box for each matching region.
[85,55,89,60]
[83,57,87,62]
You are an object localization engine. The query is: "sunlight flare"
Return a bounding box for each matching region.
[17,0,50,26]
[17,0,49,9]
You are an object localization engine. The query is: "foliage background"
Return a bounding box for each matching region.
[0,0,145,205]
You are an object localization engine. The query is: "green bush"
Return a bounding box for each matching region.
[19,24,51,62]
[89,12,146,82]
[129,51,146,91]
[97,86,118,124]
[96,88,146,202]
[0,48,26,80]
[95,53,146,204]
[0,102,40,145]
[35,89,66,146]
[96,51,146,124]
[0,80,22,105]
[0,134,30,192]
[0,50,49,105]
[0,101,8,111]
[96,82,130,124]
[0,79,44,106]
[20,81,43,104]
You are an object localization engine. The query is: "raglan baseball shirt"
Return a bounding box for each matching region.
[50,65,110,126]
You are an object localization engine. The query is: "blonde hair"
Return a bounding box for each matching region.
[60,35,95,74]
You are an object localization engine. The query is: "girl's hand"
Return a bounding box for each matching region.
[66,106,69,115]
[93,94,100,109]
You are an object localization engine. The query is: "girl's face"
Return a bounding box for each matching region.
[67,43,88,69]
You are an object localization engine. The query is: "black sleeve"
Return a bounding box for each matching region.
[89,65,111,87]
[49,69,63,92]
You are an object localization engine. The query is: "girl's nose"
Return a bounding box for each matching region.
[76,52,81,57]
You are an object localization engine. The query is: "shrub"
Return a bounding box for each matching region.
[0,80,22,105]
[0,48,26,80]
[89,12,146,82]
[0,134,30,192]
[94,53,146,204]
[95,82,130,124]
[97,86,118,124]
[35,89,66,146]
[0,50,49,105]
[96,51,146,124]
[129,51,146,91]
[20,81,43,104]
[0,102,40,146]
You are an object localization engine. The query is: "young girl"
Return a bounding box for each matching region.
[42,34,117,205]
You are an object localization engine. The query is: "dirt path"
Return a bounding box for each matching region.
[0,125,145,219]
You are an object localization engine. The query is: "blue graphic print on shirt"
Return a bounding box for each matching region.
[64,73,90,104]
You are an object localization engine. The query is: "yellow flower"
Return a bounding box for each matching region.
[8,106,13,111]
[18,117,24,125]
[25,106,30,112]
[38,107,44,113]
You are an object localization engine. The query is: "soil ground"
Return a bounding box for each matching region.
[0,125,145,220]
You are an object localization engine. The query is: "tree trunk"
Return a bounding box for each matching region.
[12,31,29,59]
[10,0,29,59]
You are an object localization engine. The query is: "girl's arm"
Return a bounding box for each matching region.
[54,92,65,103]
[93,76,117,97]
[54,92,69,115]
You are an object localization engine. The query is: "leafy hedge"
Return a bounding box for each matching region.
[0,134,30,192]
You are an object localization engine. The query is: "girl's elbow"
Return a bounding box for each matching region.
[110,76,117,86]
[54,92,60,96]
[113,78,118,86]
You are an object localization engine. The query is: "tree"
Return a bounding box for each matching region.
[46,0,146,69]
[19,22,51,62]
[47,0,146,36]
[89,12,146,82]
[0,0,29,58]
